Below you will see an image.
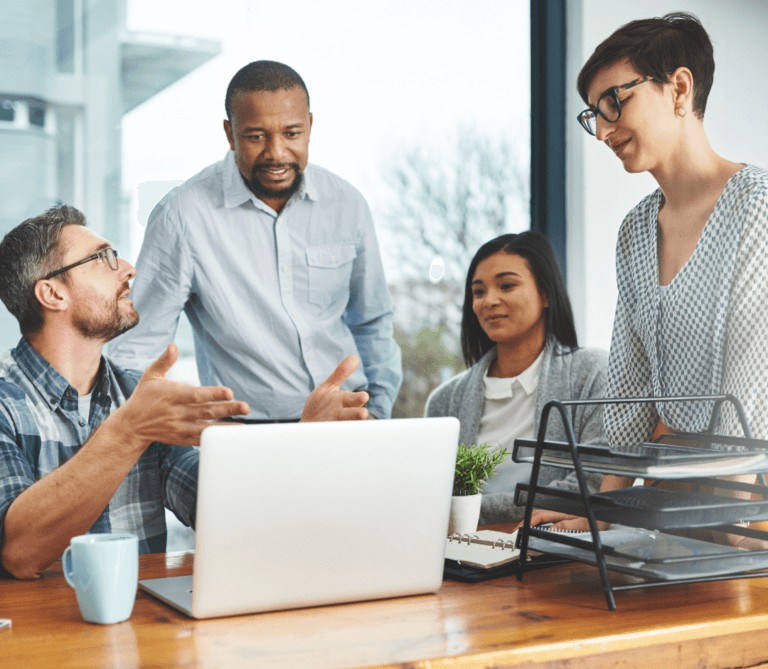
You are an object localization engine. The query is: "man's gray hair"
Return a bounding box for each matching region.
[0,204,86,338]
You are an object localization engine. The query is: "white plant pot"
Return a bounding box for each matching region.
[448,493,482,536]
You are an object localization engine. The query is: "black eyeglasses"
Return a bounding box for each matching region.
[577,76,652,136]
[41,247,120,280]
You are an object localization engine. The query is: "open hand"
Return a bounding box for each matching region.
[301,356,370,422]
[115,344,250,447]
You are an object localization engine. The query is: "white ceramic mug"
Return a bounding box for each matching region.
[62,533,139,624]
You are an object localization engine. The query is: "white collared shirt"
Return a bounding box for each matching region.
[476,349,543,495]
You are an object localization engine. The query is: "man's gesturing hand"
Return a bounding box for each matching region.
[301,356,370,422]
[115,344,250,448]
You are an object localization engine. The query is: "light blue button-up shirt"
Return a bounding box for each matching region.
[109,152,402,419]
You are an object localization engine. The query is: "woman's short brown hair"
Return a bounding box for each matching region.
[577,12,714,120]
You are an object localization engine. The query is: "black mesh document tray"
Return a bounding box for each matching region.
[513,438,768,479]
[527,526,768,581]
[513,482,768,529]
[588,486,768,529]
[515,394,768,610]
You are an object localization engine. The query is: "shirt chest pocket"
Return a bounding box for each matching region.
[306,243,357,308]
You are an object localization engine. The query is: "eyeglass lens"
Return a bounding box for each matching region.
[579,90,620,136]
[596,90,621,123]
[105,248,119,270]
[579,110,597,135]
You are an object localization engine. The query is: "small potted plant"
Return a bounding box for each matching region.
[449,442,510,536]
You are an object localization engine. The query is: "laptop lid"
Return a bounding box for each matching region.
[143,417,459,618]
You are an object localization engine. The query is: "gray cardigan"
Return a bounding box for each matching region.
[425,342,608,523]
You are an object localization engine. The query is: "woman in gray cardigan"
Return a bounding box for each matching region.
[425,232,607,524]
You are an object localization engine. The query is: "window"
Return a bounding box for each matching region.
[0,1,532,418]
[57,0,76,74]
[28,103,46,128]
[122,0,531,416]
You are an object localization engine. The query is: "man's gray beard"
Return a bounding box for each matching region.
[246,164,303,202]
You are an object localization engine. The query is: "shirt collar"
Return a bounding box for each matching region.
[221,151,318,213]
[483,347,544,399]
[11,337,112,410]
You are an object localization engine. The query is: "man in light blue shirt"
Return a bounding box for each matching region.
[110,61,402,419]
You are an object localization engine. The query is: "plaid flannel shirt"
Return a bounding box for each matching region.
[0,338,198,558]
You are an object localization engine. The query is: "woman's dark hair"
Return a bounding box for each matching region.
[460,231,578,367]
[577,12,714,120]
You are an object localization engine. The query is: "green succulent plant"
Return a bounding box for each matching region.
[452,442,510,496]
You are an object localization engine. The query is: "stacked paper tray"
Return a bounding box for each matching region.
[515,484,768,530]
[513,438,768,479]
[587,486,768,529]
[528,526,768,581]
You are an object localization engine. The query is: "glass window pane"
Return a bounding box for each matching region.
[123,0,531,417]
[57,0,76,73]
[0,0,531,414]
[29,104,45,127]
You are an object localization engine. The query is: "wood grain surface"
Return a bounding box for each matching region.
[3,531,768,669]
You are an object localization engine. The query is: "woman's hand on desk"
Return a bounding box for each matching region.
[515,510,610,533]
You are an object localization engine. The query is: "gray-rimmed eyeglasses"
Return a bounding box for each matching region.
[41,247,120,280]
[577,76,653,136]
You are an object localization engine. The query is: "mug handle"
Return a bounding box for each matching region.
[62,546,76,588]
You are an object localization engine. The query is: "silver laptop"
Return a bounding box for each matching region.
[139,417,459,618]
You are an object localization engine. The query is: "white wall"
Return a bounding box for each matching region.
[566,0,768,350]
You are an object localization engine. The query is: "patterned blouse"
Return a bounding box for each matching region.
[605,165,768,446]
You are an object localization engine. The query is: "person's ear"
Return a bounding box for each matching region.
[34,279,69,314]
[541,292,550,309]
[669,66,694,115]
[223,119,236,151]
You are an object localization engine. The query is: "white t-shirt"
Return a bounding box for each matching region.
[78,391,92,422]
[476,350,543,495]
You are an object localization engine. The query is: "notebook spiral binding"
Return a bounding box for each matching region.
[448,533,516,550]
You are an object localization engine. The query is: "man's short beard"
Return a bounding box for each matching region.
[73,299,139,342]
[246,163,303,202]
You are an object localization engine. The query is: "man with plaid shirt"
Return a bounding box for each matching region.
[0,205,370,580]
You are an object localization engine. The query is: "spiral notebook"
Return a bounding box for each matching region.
[444,530,521,569]
[443,528,571,582]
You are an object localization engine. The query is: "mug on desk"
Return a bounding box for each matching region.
[62,533,138,624]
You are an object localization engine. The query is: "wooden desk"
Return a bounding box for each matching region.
[3,544,768,669]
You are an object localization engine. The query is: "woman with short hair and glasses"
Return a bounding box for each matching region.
[425,232,607,524]
[549,13,768,544]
